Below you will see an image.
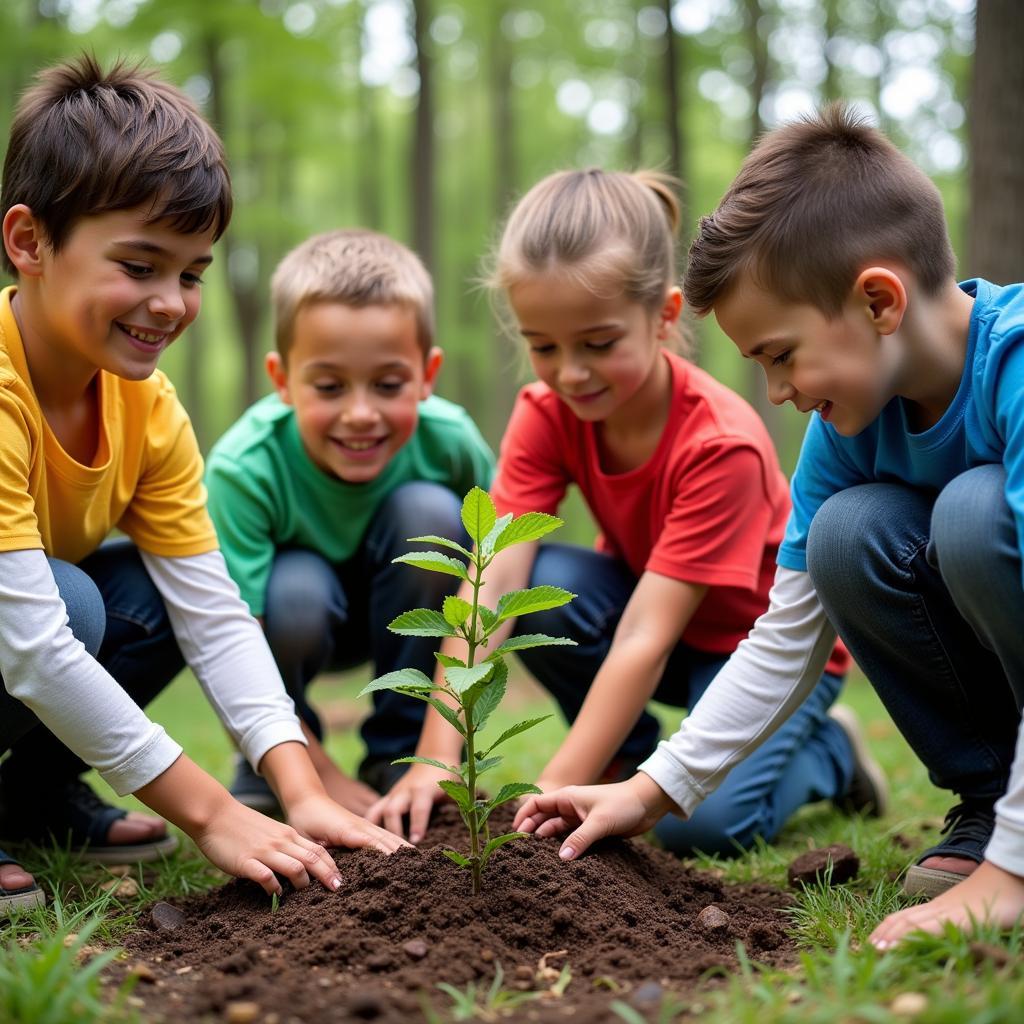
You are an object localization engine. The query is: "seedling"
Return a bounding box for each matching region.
[359,487,576,894]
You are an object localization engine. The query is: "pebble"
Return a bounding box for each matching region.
[225,1002,261,1023]
[150,902,186,932]
[787,844,860,887]
[695,905,730,935]
[480,948,495,963]
[630,981,664,1006]
[890,992,928,1017]
[402,939,428,960]
[514,964,534,981]
[128,962,157,984]
[100,876,139,898]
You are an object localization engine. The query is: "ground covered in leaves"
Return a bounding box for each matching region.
[110,806,797,1022]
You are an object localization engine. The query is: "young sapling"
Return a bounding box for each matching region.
[358,487,576,894]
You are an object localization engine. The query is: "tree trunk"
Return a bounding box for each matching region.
[660,0,684,188]
[356,1,382,229]
[967,0,1024,283]
[410,0,435,274]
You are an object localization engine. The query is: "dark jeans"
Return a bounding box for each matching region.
[515,544,853,856]
[0,540,183,792]
[806,465,1024,807]
[262,481,468,763]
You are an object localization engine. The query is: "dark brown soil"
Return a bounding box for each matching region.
[111,806,797,1022]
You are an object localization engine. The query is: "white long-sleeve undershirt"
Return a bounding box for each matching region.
[639,565,1024,877]
[0,547,304,796]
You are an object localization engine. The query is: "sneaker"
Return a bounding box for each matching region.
[228,755,282,816]
[357,755,411,795]
[903,800,995,898]
[829,705,889,817]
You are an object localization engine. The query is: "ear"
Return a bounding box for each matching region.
[852,267,907,336]
[3,205,45,277]
[656,287,683,340]
[265,351,293,405]
[420,346,444,399]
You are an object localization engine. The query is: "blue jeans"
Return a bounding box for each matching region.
[262,481,468,763]
[806,465,1024,807]
[0,540,183,789]
[515,544,853,856]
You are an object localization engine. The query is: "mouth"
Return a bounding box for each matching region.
[813,400,833,421]
[332,436,388,458]
[116,322,171,349]
[564,387,608,404]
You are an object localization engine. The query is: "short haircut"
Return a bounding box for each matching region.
[271,229,435,361]
[683,103,956,317]
[2,53,231,276]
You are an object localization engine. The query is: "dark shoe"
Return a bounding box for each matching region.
[903,800,995,898]
[829,705,889,817]
[0,779,177,865]
[0,848,45,916]
[357,755,411,794]
[229,755,282,816]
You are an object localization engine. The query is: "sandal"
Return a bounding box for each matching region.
[903,800,995,898]
[0,778,177,865]
[0,848,45,916]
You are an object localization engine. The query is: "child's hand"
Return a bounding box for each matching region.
[870,860,1024,949]
[513,773,678,860]
[318,762,380,817]
[366,762,454,844]
[285,794,411,855]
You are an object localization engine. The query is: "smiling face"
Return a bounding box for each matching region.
[713,270,904,437]
[507,273,679,429]
[267,301,441,483]
[11,205,215,385]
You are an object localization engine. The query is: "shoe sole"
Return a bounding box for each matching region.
[76,834,179,865]
[829,704,890,817]
[903,863,973,899]
[0,886,45,916]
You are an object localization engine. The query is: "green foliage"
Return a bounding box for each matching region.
[359,487,575,894]
[435,962,543,1020]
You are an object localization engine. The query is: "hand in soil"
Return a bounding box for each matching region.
[514,773,678,859]
[191,798,346,896]
[870,860,1024,949]
[367,762,453,843]
[318,763,380,817]
[286,793,412,856]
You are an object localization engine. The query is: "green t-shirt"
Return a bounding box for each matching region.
[205,393,495,615]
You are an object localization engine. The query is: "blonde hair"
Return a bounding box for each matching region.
[271,229,435,361]
[491,169,682,325]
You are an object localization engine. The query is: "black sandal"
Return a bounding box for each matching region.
[0,847,45,916]
[903,800,995,898]
[0,779,177,865]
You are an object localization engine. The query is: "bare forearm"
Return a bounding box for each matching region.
[135,753,235,836]
[258,741,329,812]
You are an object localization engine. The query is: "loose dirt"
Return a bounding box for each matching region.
[112,806,797,1022]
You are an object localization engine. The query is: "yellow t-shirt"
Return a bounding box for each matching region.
[0,286,218,564]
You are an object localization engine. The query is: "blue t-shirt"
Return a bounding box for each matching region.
[780,279,1024,582]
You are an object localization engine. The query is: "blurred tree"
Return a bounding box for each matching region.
[410,0,435,274]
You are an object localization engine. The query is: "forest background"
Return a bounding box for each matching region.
[1,0,1021,520]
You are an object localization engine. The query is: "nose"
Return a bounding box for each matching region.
[766,372,796,408]
[557,357,590,389]
[341,389,380,427]
[148,279,188,321]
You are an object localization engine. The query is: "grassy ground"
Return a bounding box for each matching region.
[2,666,1023,1023]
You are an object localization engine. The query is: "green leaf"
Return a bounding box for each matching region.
[480,831,528,864]
[480,512,514,556]
[489,782,542,808]
[481,716,551,757]
[389,608,457,637]
[392,755,457,773]
[488,634,578,657]
[492,511,563,553]
[435,652,466,669]
[444,661,494,695]
[392,551,468,580]
[438,779,473,814]
[461,486,497,546]
[471,660,507,730]
[442,595,473,628]
[406,534,473,560]
[441,849,472,868]
[463,755,502,776]
[495,585,576,622]
[476,604,498,639]
[358,668,434,697]
[424,696,467,737]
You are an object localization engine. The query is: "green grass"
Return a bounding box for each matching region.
[2,668,1022,1023]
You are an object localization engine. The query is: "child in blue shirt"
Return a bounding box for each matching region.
[515,104,1024,949]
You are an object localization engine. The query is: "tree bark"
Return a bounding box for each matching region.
[410,0,435,274]
[660,0,684,187]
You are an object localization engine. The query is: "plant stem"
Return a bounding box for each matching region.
[464,548,484,895]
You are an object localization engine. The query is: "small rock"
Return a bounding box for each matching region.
[695,905,730,935]
[480,948,494,963]
[787,844,859,887]
[174,965,193,975]
[514,964,534,981]
[402,939,428,960]
[366,953,393,972]
[225,1002,261,1024]
[890,992,928,1017]
[128,962,157,984]
[151,902,186,932]
[630,981,664,1007]
[100,876,139,898]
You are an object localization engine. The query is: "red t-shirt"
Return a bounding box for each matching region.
[491,350,849,673]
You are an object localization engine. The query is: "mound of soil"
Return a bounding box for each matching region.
[112,806,796,1022]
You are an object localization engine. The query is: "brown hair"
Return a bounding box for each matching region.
[1,53,232,276]
[683,102,955,317]
[271,229,435,362]
[491,168,682,317]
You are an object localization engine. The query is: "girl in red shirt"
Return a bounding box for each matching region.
[370,170,882,853]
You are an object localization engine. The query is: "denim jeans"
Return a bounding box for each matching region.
[806,464,1024,807]
[0,540,184,788]
[262,481,468,763]
[515,543,853,856]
